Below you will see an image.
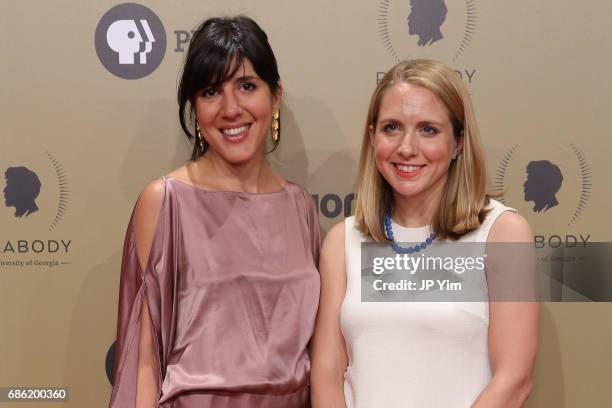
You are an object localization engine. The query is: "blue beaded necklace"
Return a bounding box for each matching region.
[384,208,437,254]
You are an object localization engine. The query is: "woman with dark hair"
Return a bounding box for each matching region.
[310,59,538,407]
[109,16,320,408]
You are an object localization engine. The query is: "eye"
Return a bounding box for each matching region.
[240,82,256,92]
[382,122,400,133]
[421,125,438,135]
[201,87,218,98]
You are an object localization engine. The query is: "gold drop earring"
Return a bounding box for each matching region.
[271,111,279,142]
[195,122,205,150]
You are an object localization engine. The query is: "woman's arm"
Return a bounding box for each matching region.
[310,222,349,408]
[472,212,540,408]
[132,179,165,408]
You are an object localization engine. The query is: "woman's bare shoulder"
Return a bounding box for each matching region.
[320,221,346,273]
[488,211,533,243]
[136,178,166,214]
[323,221,346,248]
[132,178,167,268]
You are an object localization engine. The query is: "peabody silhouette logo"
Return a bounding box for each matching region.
[408,0,447,46]
[95,3,166,79]
[4,167,41,218]
[524,160,564,213]
[2,151,69,231]
[495,144,592,226]
[378,0,476,61]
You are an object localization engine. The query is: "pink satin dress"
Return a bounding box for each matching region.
[109,177,321,407]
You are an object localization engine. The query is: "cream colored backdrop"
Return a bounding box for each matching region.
[1,0,610,406]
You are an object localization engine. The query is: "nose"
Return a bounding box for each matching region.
[396,131,418,157]
[220,91,242,119]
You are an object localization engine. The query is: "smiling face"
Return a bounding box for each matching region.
[371,81,462,204]
[194,58,281,165]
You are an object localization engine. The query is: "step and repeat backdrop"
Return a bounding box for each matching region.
[1,0,611,406]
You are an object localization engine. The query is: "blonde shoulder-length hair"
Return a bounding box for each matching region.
[354,59,491,242]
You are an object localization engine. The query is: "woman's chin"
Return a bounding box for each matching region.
[392,189,423,200]
[217,148,261,165]
[388,181,431,200]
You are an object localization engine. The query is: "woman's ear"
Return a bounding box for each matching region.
[273,81,283,112]
[454,130,464,158]
[369,124,375,147]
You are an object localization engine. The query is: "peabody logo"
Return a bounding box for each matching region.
[3,151,69,231]
[2,151,72,268]
[4,166,41,218]
[523,160,564,213]
[378,0,476,61]
[95,3,166,79]
[495,144,592,226]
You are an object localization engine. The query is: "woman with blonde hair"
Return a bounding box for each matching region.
[311,59,539,407]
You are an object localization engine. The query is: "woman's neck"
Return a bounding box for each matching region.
[391,184,444,227]
[190,150,281,193]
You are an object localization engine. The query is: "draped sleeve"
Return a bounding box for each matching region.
[109,179,177,407]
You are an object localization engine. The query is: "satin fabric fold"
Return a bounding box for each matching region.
[109,177,320,407]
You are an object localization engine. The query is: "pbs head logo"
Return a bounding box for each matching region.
[95,3,166,79]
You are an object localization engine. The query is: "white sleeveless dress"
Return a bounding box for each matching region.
[341,199,515,408]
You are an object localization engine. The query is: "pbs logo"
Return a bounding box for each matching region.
[95,3,166,79]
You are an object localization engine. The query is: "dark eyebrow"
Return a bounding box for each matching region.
[235,75,260,82]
